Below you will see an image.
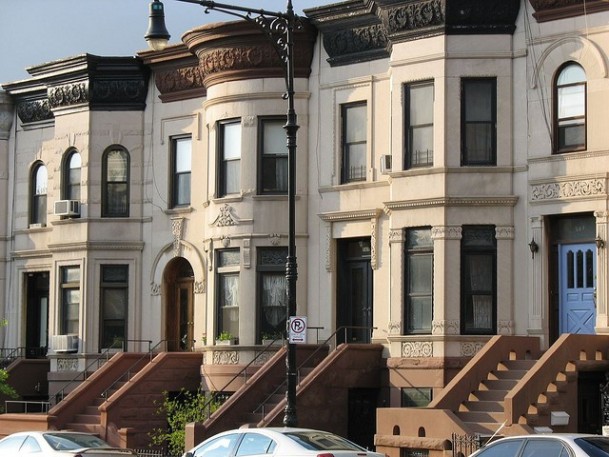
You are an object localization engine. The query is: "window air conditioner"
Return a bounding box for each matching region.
[51,334,79,353]
[54,200,80,217]
[380,154,392,174]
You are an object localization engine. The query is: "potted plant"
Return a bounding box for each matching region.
[215,331,237,345]
[261,331,283,346]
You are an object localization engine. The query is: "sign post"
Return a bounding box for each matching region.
[288,316,307,344]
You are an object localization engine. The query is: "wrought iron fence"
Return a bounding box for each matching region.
[133,449,180,457]
[451,433,481,457]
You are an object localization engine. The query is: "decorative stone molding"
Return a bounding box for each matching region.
[308,0,520,67]
[171,217,185,257]
[528,0,609,22]
[212,350,239,364]
[389,229,404,244]
[461,341,486,357]
[154,63,206,102]
[269,234,281,246]
[212,204,241,227]
[431,226,462,240]
[243,238,251,269]
[531,178,606,202]
[432,320,460,335]
[57,358,79,372]
[497,320,514,335]
[220,236,231,248]
[194,281,205,294]
[402,341,433,358]
[495,226,515,240]
[181,20,317,89]
[3,55,149,124]
[0,92,14,139]
[151,282,161,296]
[388,321,402,334]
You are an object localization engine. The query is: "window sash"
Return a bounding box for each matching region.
[341,103,367,183]
[172,138,192,207]
[100,266,128,348]
[462,79,496,165]
[103,149,129,217]
[260,119,288,194]
[555,64,586,153]
[405,228,433,334]
[219,121,241,196]
[406,82,434,168]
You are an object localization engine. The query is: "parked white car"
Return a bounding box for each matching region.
[470,433,609,457]
[0,431,137,457]
[183,427,384,457]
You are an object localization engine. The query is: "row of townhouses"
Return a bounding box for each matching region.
[1,0,609,454]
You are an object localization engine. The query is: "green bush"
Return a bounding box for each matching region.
[150,389,220,455]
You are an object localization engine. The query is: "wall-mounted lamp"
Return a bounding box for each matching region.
[529,238,539,259]
[596,236,605,249]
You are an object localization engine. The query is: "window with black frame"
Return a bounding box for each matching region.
[405,228,433,334]
[461,78,496,166]
[258,117,288,195]
[217,119,241,197]
[170,136,192,207]
[461,226,496,335]
[554,62,586,153]
[216,250,240,340]
[100,265,128,349]
[30,162,48,226]
[102,146,129,217]
[341,102,367,183]
[60,266,80,335]
[405,81,434,169]
[257,247,287,343]
[63,149,81,201]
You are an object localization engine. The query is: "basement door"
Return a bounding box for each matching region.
[559,243,596,334]
[25,272,49,358]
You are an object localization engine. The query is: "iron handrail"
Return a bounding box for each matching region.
[252,325,376,416]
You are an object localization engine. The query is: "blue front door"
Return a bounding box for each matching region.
[559,243,596,334]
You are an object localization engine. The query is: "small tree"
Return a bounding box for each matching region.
[0,318,18,410]
[150,389,220,456]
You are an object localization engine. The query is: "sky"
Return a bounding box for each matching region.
[0,0,327,85]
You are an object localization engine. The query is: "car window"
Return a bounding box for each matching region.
[0,435,27,453]
[44,433,110,450]
[194,433,240,457]
[235,433,276,456]
[576,437,609,457]
[476,439,524,457]
[283,431,365,451]
[20,436,42,453]
[521,439,569,457]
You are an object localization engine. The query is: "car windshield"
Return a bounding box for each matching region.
[575,437,609,457]
[43,433,110,450]
[283,431,365,451]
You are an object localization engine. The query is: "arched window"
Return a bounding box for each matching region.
[555,62,586,153]
[63,149,81,201]
[31,162,48,226]
[102,146,129,217]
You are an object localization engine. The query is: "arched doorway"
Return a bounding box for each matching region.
[164,257,195,351]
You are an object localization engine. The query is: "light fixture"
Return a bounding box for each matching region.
[146,0,300,427]
[596,236,605,249]
[529,238,539,259]
[145,0,171,51]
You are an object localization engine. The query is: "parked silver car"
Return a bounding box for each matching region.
[183,427,384,457]
[0,431,137,457]
[470,433,609,457]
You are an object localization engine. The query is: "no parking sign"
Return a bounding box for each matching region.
[288,316,307,344]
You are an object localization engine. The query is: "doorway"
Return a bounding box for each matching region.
[25,272,49,358]
[336,238,373,344]
[164,258,195,351]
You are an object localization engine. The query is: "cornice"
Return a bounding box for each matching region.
[384,196,519,211]
[305,0,520,67]
[528,0,609,23]
[318,208,383,222]
[2,54,149,125]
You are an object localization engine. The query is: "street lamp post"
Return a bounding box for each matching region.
[145,0,299,427]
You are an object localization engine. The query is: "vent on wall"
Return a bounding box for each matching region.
[50,334,79,353]
[54,200,80,217]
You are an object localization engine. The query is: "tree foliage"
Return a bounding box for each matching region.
[0,318,18,410]
[150,389,221,456]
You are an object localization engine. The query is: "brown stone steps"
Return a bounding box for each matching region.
[460,400,504,412]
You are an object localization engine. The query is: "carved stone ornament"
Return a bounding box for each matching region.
[57,358,79,372]
[388,321,402,334]
[0,92,14,139]
[212,204,241,227]
[307,0,520,67]
[154,64,206,101]
[194,281,205,294]
[402,341,433,358]
[48,82,89,108]
[432,320,460,335]
[212,350,239,364]
[151,282,161,296]
[531,179,606,201]
[17,99,54,124]
[497,320,514,335]
[461,341,486,357]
